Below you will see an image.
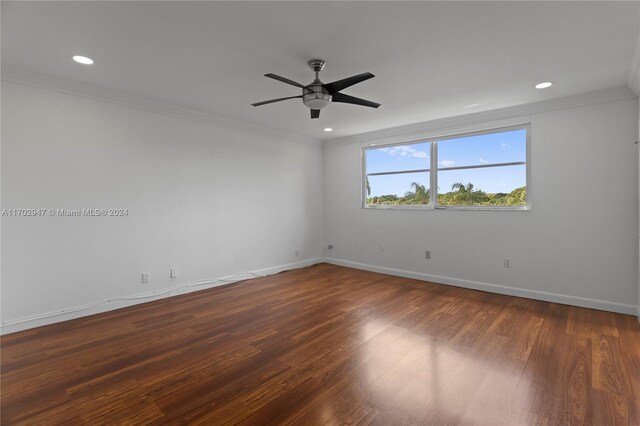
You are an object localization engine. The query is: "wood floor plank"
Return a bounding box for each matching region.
[592,335,634,399]
[1,263,639,425]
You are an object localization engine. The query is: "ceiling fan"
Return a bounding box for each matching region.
[252,59,380,119]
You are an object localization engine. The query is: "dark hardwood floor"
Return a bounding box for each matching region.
[1,263,639,425]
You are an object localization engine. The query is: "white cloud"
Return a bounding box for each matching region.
[380,145,429,159]
[501,143,511,149]
[479,158,489,164]
[438,160,456,167]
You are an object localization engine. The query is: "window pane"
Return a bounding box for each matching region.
[366,142,430,174]
[437,164,526,207]
[366,172,430,206]
[437,129,526,168]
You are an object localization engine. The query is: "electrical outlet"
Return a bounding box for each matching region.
[142,272,150,283]
[504,258,511,268]
[327,244,333,250]
[425,250,431,259]
[295,248,300,257]
[170,268,177,278]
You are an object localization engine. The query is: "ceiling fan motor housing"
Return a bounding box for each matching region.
[303,85,331,110]
[303,59,331,109]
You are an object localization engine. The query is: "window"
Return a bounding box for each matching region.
[363,125,529,210]
[365,142,431,207]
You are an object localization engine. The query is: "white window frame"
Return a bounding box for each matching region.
[362,123,531,211]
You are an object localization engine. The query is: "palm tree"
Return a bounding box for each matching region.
[450,182,488,205]
[366,177,371,196]
[410,182,430,204]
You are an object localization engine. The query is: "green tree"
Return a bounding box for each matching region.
[441,182,489,205]
[506,186,526,206]
[408,182,429,204]
[369,194,400,205]
[396,182,429,205]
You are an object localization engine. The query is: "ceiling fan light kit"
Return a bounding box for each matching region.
[303,59,331,111]
[252,59,380,119]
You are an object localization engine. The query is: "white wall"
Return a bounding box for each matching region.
[324,96,639,314]
[2,81,638,334]
[1,81,324,332]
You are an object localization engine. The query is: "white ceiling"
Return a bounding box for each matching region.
[2,1,639,141]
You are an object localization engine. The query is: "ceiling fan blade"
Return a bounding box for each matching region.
[322,72,374,95]
[251,95,302,107]
[264,73,306,89]
[331,92,380,108]
[310,109,320,119]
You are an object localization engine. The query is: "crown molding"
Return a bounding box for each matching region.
[1,66,323,149]
[3,66,635,151]
[324,86,636,149]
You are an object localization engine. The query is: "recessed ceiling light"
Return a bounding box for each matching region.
[323,128,333,132]
[464,103,481,108]
[535,81,552,89]
[72,55,94,65]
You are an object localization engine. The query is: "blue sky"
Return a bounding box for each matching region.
[366,129,526,197]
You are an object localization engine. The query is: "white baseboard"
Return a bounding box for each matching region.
[3,257,637,335]
[0,258,323,335]
[324,257,639,316]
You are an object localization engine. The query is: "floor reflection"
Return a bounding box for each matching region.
[352,317,533,424]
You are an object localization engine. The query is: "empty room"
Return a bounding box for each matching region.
[2,1,640,425]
